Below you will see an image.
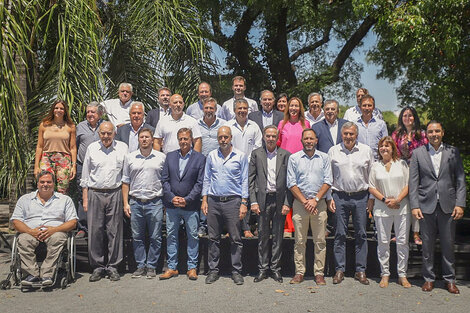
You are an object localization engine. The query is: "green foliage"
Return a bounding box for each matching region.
[462,154,470,217]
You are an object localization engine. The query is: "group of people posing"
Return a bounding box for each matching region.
[11,76,466,295]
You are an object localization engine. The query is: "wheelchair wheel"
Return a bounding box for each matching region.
[10,236,22,285]
[68,235,76,281]
[60,277,68,289]
[1,279,11,290]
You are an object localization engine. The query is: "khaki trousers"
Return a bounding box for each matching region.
[17,232,67,277]
[292,198,327,276]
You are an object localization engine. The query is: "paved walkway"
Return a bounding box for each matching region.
[0,251,468,313]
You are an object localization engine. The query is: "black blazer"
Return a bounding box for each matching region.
[249,147,293,210]
[312,118,347,153]
[161,149,206,211]
[248,110,284,132]
[115,123,155,146]
[145,108,160,128]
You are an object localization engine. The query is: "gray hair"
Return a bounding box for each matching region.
[87,101,105,116]
[119,82,133,92]
[324,99,339,110]
[308,92,323,104]
[202,97,217,110]
[233,98,248,111]
[341,121,358,133]
[130,101,145,114]
[259,90,275,100]
[263,125,278,136]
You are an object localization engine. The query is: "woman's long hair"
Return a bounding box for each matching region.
[42,99,74,126]
[395,106,423,140]
[281,97,307,129]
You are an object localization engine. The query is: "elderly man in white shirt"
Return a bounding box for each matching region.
[101,82,134,127]
[304,92,325,126]
[81,121,128,282]
[328,121,374,286]
[153,94,202,154]
[219,76,258,120]
[122,128,166,279]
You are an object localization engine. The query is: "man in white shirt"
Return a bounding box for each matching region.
[343,87,383,122]
[153,94,202,154]
[101,82,134,127]
[305,92,325,126]
[328,122,374,285]
[220,76,258,120]
[186,82,223,120]
[81,121,128,282]
[225,98,262,238]
[122,128,166,279]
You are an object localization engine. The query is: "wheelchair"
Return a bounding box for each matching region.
[1,232,76,291]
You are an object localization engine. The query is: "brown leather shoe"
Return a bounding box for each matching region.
[187,269,198,280]
[289,274,304,284]
[159,269,179,280]
[446,282,460,294]
[315,275,326,285]
[332,271,344,284]
[354,272,370,285]
[421,281,434,292]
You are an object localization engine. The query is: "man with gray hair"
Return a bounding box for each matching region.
[305,92,325,126]
[248,90,284,131]
[116,102,155,153]
[75,102,105,238]
[249,125,292,283]
[328,121,374,285]
[81,121,128,282]
[101,82,134,127]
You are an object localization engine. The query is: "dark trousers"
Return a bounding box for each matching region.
[87,188,123,271]
[333,191,368,272]
[258,193,285,272]
[207,196,243,274]
[420,203,456,283]
[75,163,88,232]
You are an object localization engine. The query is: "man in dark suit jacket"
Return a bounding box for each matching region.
[160,127,206,281]
[312,99,347,154]
[145,87,172,128]
[115,102,155,152]
[409,121,466,294]
[249,125,292,283]
[248,90,284,131]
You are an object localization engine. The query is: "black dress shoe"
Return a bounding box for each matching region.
[254,271,268,283]
[89,269,103,282]
[271,271,283,283]
[108,269,120,281]
[232,272,244,285]
[205,271,219,284]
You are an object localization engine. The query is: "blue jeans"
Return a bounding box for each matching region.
[130,197,163,269]
[166,208,200,270]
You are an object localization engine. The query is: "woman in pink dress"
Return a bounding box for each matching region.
[392,106,428,245]
[277,97,311,237]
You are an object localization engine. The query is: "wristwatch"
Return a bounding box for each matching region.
[381,197,386,202]
[314,196,320,202]
[241,201,249,206]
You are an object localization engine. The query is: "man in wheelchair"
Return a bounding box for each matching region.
[10,170,77,287]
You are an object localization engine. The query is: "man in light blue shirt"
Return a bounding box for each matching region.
[201,126,248,285]
[186,82,223,120]
[11,171,77,286]
[355,94,388,159]
[287,129,332,285]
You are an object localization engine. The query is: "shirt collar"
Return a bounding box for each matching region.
[130,122,144,134]
[429,143,444,153]
[340,141,359,153]
[266,147,277,158]
[121,99,133,108]
[99,140,116,152]
[300,149,319,159]
[179,149,193,159]
[33,190,58,204]
[169,113,186,122]
[326,119,337,127]
[87,119,103,130]
[199,117,220,129]
[136,149,158,159]
[262,110,273,118]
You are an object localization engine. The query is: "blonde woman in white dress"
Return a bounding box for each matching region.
[369,136,411,288]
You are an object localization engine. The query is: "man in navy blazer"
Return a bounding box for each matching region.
[160,127,206,281]
[312,99,347,236]
[409,121,466,294]
[248,90,284,131]
[115,102,155,152]
[312,99,347,154]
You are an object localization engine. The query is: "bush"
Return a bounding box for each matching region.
[462,154,470,217]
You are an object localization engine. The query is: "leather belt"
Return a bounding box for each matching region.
[130,195,160,203]
[266,192,277,197]
[89,187,121,192]
[210,195,240,202]
[334,190,368,196]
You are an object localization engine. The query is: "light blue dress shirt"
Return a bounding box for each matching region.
[178,149,192,177]
[198,118,224,156]
[287,149,332,199]
[202,147,249,198]
[355,117,388,160]
[10,191,77,228]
